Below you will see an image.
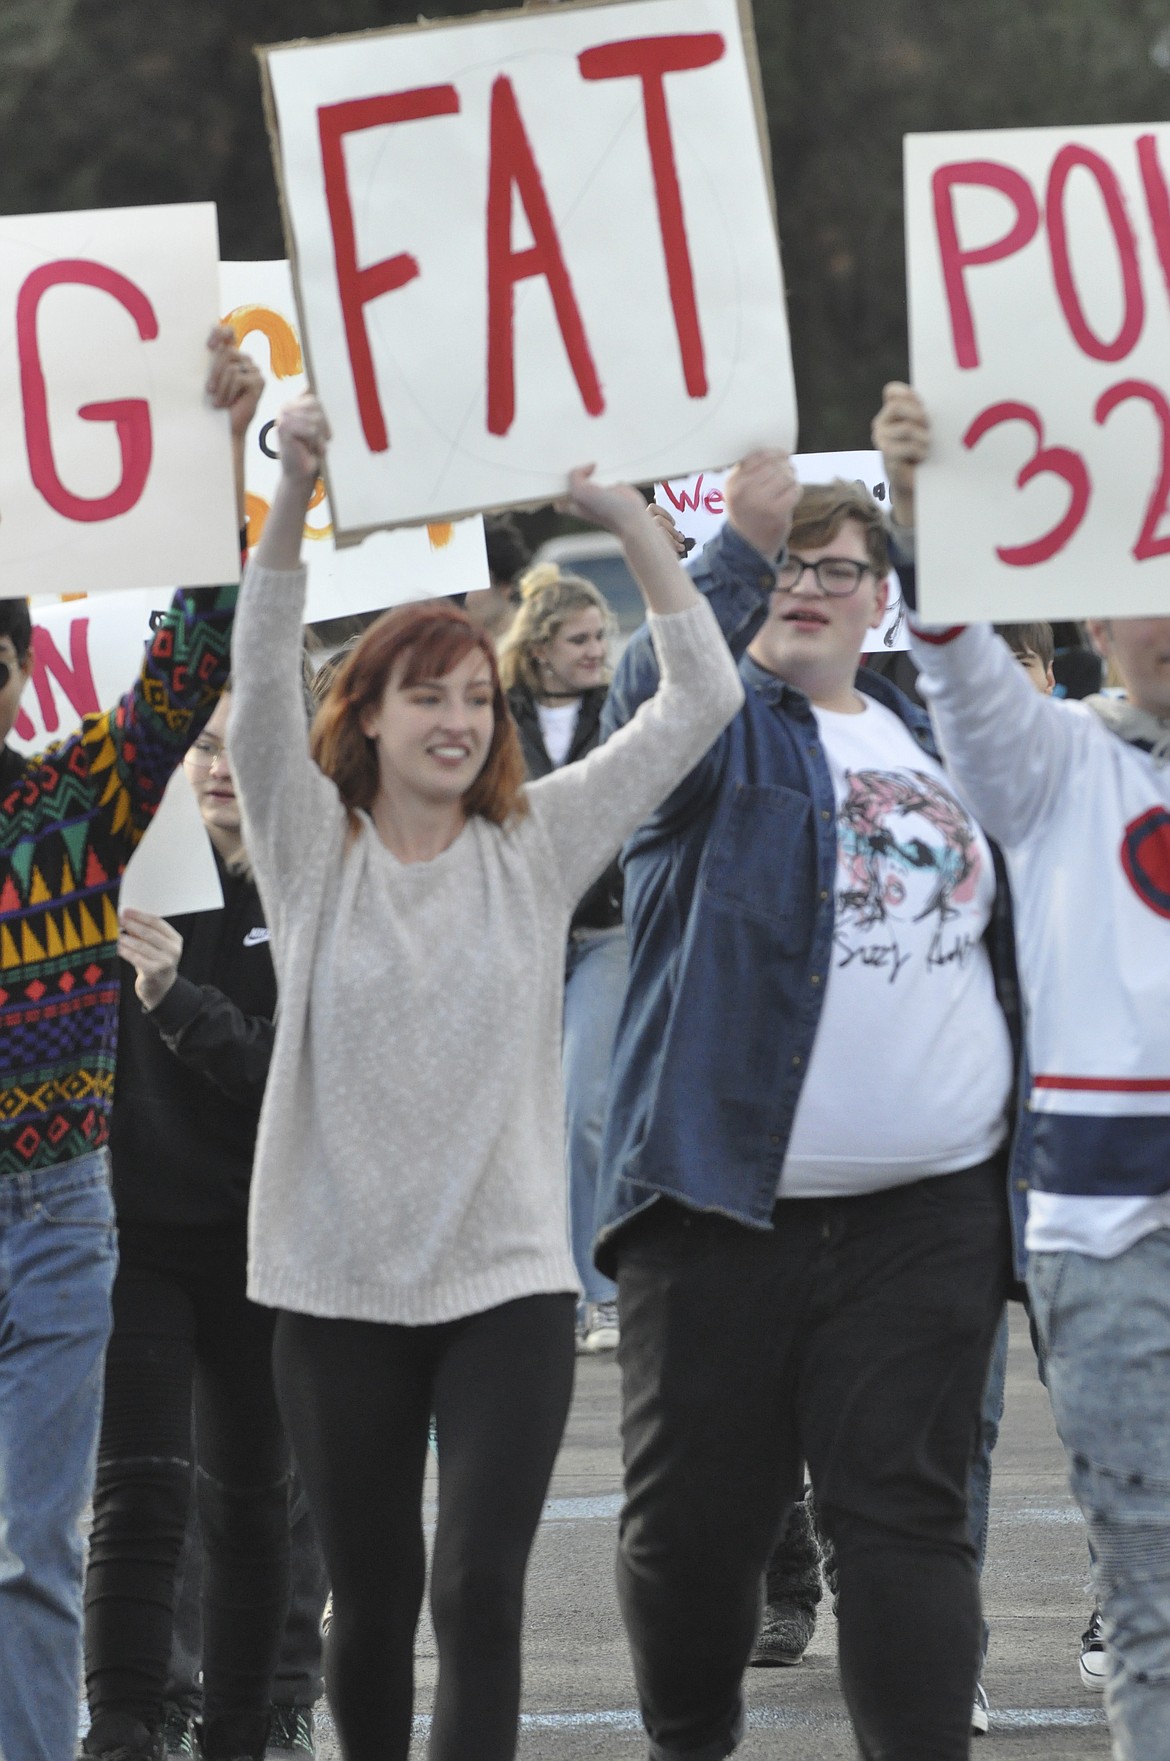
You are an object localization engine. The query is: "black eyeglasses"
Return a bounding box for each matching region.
[775,555,874,598]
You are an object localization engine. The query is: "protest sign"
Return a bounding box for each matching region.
[220,261,489,618]
[10,592,224,916]
[259,0,795,535]
[906,122,1170,621]
[0,204,240,600]
[657,451,908,650]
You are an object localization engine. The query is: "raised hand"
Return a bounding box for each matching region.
[119,909,184,1011]
[872,383,930,529]
[205,325,264,438]
[274,393,332,486]
[562,465,651,540]
[725,450,800,561]
[647,501,690,558]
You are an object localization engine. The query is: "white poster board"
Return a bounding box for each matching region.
[219,261,490,618]
[10,592,223,916]
[906,122,1170,621]
[0,204,240,600]
[657,451,908,650]
[261,0,796,535]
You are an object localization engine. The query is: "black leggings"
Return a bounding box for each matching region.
[85,1222,290,1760]
[272,1294,576,1761]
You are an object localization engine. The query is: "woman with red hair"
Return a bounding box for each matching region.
[227,395,744,1761]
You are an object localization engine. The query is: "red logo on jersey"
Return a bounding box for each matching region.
[1121,808,1170,918]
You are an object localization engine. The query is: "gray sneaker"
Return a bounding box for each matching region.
[160,1706,197,1760]
[578,1300,619,1353]
[749,1599,816,1666]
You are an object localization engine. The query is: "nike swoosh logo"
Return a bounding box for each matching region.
[243,927,270,947]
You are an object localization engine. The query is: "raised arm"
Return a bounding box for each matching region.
[85,329,262,861]
[228,396,347,894]
[529,470,745,905]
[874,382,1076,846]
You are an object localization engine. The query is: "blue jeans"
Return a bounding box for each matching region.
[1029,1230,1170,1761]
[968,1304,1009,1666]
[0,1153,118,1761]
[563,927,627,1305]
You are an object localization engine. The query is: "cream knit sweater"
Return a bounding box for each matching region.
[230,561,743,1324]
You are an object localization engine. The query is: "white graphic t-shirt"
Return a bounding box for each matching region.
[780,696,1012,1198]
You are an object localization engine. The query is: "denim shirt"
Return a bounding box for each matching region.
[595,524,1031,1279]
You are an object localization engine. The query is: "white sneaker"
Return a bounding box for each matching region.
[971,1681,990,1735]
[1079,1609,1107,1689]
[579,1300,619,1353]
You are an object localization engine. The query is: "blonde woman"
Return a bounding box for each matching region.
[498,568,626,1351]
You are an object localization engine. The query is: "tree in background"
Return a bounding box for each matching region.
[1,0,1167,449]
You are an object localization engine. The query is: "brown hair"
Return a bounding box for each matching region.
[310,601,528,826]
[789,480,890,577]
[497,563,616,695]
[995,621,1055,669]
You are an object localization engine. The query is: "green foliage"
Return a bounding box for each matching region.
[1,0,1167,450]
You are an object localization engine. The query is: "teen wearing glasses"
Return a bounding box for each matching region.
[595,461,1025,1761]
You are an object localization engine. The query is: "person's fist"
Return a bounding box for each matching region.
[119,909,184,1012]
[274,394,332,485]
[562,466,648,539]
[725,449,800,561]
[872,383,930,527]
[647,501,689,558]
[206,325,264,437]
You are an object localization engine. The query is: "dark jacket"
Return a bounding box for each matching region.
[109,853,275,1226]
[595,524,1030,1282]
[507,681,623,932]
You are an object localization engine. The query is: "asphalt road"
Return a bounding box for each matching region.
[313,1305,1111,1760]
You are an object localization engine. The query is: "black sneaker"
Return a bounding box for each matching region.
[265,1706,315,1759]
[160,1706,197,1760]
[80,1713,164,1761]
[1080,1607,1107,1689]
[749,1599,816,1666]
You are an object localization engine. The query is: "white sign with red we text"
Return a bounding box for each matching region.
[907,122,1170,621]
[261,0,795,536]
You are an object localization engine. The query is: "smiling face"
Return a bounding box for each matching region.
[535,607,608,698]
[1085,618,1170,720]
[747,519,888,710]
[360,646,496,810]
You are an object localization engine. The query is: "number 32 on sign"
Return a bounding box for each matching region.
[907,121,1170,623]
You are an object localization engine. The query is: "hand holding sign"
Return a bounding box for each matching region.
[118,909,184,1011]
[724,450,801,561]
[871,384,931,530]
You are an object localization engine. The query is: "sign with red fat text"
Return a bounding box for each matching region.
[260,0,795,536]
[907,123,1170,621]
[0,204,240,600]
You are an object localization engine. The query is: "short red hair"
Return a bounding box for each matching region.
[310,601,528,826]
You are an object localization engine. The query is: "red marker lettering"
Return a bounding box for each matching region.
[579,34,724,399]
[1136,135,1170,312]
[1047,145,1143,362]
[932,162,1040,369]
[319,87,461,453]
[27,618,99,735]
[485,75,602,437]
[17,262,157,522]
[661,474,704,513]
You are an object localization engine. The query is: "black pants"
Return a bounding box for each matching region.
[165,1468,329,1713]
[272,1293,576,1761]
[85,1222,291,1760]
[614,1159,1010,1761]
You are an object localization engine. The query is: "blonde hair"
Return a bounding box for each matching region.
[497,564,616,695]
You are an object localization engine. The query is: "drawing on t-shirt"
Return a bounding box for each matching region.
[834,769,983,981]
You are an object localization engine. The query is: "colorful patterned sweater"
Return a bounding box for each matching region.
[0,583,236,1177]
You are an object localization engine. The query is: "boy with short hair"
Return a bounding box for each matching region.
[995,622,1055,695]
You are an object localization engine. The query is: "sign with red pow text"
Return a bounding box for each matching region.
[259,0,795,537]
[0,204,240,600]
[906,123,1170,623]
[219,261,489,620]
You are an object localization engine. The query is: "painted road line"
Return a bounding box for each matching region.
[425,1491,1085,1527]
[313,1703,1108,1738]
